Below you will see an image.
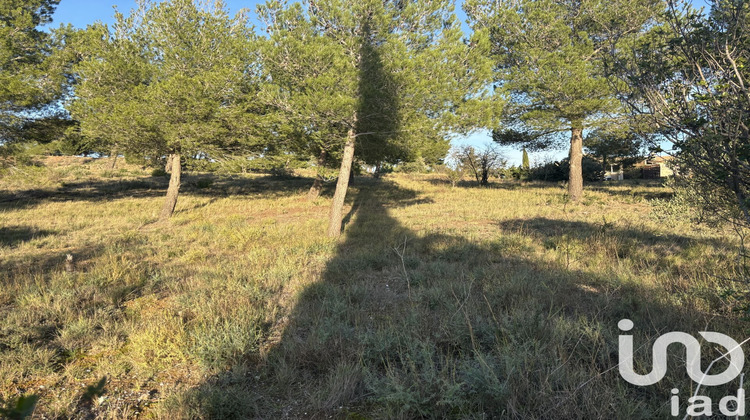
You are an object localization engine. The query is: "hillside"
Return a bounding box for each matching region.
[0,157,745,418]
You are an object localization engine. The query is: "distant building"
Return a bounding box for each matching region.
[605,164,624,181]
[637,155,675,179]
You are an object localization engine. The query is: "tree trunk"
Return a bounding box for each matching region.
[374,161,382,179]
[165,154,173,173]
[569,126,584,201]
[327,128,356,238]
[481,169,489,186]
[159,153,181,221]
[109,149,118,170]
[307,149,328,201]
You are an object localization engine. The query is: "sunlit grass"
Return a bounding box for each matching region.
[0,157,744,418]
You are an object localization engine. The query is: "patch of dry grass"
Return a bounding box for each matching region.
[0,158,745,418]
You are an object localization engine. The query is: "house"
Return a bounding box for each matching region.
[605,164,624,181]
[637,155,675,179]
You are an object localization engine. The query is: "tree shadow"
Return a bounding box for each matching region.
[354,19,401,169]
[0,242,105,281]
[0,178,168,211]
[497,217,733,259]
[185,174,336,200]
[173,180,741,419]
[0,226,55,248]
[0,173,326,212]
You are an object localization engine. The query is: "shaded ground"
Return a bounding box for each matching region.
[167,180,743,419]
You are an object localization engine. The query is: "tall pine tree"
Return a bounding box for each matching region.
[0,0,66,149]
[467,0,660,200]
[259,0,495,237]
[70,0,260,221]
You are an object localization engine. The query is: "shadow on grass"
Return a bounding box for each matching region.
[0,173,329,211]
[0,226,55,248]
[497,217,733,258]
[169,180,742,419]
[0,242,104,281]
[427,178,672,202]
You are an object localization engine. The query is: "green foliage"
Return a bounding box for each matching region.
[397,157,429,174]
[444,165,464,187]
[467,0,659,135]
[619,0,750,228]
[0,0,62,108]
[469,0,659,195]
[650,181,711,228]
[0,0,69,151]
[503,165,526,181]
[151,168,168,177]
[258,0,495,171]
[584,128,644,169]
[623,166,643,180]
[69,0,262,165]
[521,147,530,171]
[530,156,605,182]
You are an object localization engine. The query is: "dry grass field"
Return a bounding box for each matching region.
[1,157,747,418]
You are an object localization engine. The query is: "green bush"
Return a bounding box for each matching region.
[397,157,428,174]
[503,166,528,180]
[650,179,720,228]
[195,178,214,189]
[623,167,642,180]
[530,156,604,182]
[151,168,168,177]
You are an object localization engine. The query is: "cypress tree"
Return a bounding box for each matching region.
[522,147,530,172]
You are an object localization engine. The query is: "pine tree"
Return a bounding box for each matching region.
[467,0,660,200]
[70,0,260,221]
[259,0,495,237]
[0,0,66,148]
[583,129,643,171]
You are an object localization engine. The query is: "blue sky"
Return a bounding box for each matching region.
[53,1,264,28]
[51,0,707,166]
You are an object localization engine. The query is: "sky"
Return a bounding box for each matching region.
[50,0,708,167]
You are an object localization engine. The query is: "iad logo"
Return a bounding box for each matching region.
[618,319,747,417]
[618,319,744,386]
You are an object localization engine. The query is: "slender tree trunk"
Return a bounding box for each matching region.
[374,161,382,179]
[109,150,118,170]
[307,149,328,201]
[165,154,173,173]
[159,153,181,221]
[569,125,584,201]
[481,168,489,186]
[327,128,357,238]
